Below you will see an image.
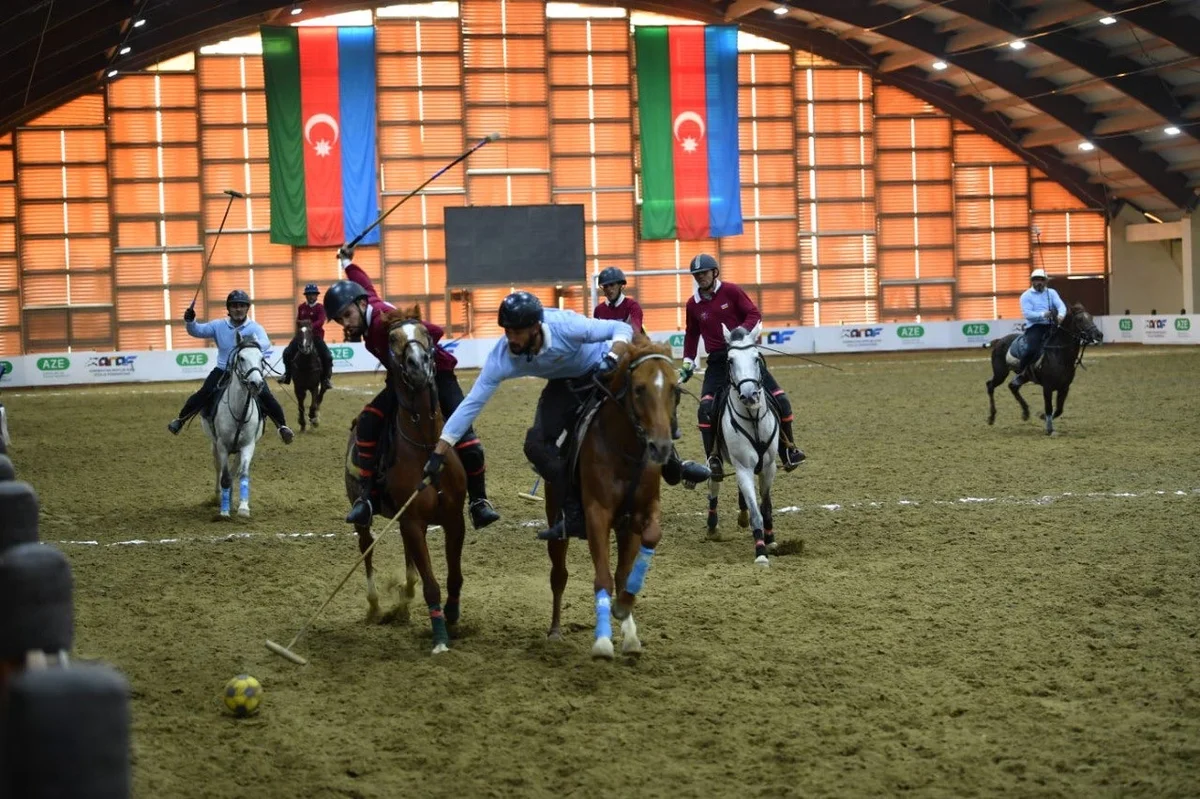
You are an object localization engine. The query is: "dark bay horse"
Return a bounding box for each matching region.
[544,336,678,659]
[286,319,326,432]
[343,305,467,654]
[985,303,1104,435]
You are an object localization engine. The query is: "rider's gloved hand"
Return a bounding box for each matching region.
[337,243,356,269]
[183,306,196,323]
[422,451,445,486]
[597,350,620,377]
[678,360,695,383]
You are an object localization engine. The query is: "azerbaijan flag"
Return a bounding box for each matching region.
[635,25,743,241]
[260,25,380,247]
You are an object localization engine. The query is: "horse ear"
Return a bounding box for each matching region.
[748,321,763,342]
[721,323,731,341]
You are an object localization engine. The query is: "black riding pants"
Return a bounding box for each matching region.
[353,384,398,480]
[178,367,288,428]
[523,377,588,492]
[281,338,333,379]
[696,351,793,427]
[1017,324,1052,371]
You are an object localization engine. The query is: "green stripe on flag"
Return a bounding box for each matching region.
[635,28,676,240]
[261,26,307,246]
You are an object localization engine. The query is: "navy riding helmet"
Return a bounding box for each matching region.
[323,280,368,320]
[226,289,250,308]
[597,267,627,287]
[497,291,544,330]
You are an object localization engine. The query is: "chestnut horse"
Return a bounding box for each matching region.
[544,336,678,659]
[343,305,467,654]
[287,318,326,432]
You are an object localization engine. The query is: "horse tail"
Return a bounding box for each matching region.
[983,339,996,350]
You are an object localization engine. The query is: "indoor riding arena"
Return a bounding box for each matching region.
[3,1,1200,797]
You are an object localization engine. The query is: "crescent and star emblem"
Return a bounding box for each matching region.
[304,113,340,158]
[672,111,706,154]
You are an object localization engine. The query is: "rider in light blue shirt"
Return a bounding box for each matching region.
[166,289,294,443]
[422,292,709,541]
[1011,268,1068,387]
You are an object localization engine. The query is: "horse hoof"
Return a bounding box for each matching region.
[738,509,749,529]
[621,636,643,655]
[366,605,380,624]
[431,643,450,655]
[767,541,779,554]
[592,637,615,660]
[311,419,320,429]
[547,628,563,642]
[237,506,250,518]
[754,554,770,567]
[705,527,721,542]
[218,510,230,519]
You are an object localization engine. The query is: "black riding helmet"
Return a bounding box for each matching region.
[226,289,251,308]
[689,253,719,275]
[497,291,543,329]
[323,280,368,320]
[597,267,627,287]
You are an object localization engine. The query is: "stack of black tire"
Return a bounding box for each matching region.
[1,454,132,799]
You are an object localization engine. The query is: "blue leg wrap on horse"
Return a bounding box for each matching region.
[220,487,231,515]
[239,475,249,503]
[595,589,612,641]
[625,545,656,596]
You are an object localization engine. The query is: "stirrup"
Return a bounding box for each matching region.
[469,498,500,530]
[706,454,725,482]
[345,497,373,525]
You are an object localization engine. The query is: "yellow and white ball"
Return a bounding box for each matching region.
[222,674,262,717]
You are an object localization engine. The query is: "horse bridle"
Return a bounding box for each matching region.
[225,339,264,450]
[721,340,779,472]
[725,340,765,406]
[387,319,440,451]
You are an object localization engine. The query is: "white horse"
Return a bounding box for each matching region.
[707,322,780,567]
[201,336,265,518]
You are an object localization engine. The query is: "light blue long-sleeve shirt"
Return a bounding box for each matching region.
[439,309,633,445]
[186,317,273,369]
[1019,286,1067,328]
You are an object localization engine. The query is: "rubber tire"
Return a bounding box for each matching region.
[0,543,73,659]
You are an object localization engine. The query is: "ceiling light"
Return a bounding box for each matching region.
[1009,40,1026,50]
[119,46,131,55]
[1098,16,1117,25]
[107,69,119,78]
[772,5,788,16]
[1078,141,1095,151]
[1164,126,1181,136]
[290,7,303,15]
[132,18,145,27]
[931,60,948,71]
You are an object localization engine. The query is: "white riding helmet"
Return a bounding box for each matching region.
[1030,268,1048,280]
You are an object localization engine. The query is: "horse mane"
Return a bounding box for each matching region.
[625,331,671,361]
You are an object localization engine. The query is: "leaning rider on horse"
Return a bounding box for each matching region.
[1010,268,1068,389]
[280,282,334,392]
[420,291,711,542]
[323,244,500,531]
[680,253,804,480]
[166,290,295,444]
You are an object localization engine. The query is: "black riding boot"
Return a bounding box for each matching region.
[346,478,373,526]
[671,387,682,441]
[536,483,586,541]
[662,447,710,488]
[466,471,500,530]
[701,427,724,481]
[779,419,805,471]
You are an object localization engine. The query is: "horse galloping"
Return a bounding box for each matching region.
[985,302,1104,435]
[705,323,781,566]
[286,318,327,431]
[201,335,266,518]
[545,336,678,660]
[343,305,467,654]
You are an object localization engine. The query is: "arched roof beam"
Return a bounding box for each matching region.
[1079,0,1200,59]
[767,0,1195,209]
[648,0,1109,209]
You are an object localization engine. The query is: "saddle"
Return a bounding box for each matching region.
[1005,335,1046,377]
[565,382,605,484]
[200,371,264,422]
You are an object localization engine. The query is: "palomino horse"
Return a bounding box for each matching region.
[201,335,266,518]
[343,305,467,654]
[706,323,780,566]
[544,336,678,659]
[286,318,327,432]
[986,303,1104,435]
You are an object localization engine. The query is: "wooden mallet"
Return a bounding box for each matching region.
[518,475,543,503]
[265,481,429,665]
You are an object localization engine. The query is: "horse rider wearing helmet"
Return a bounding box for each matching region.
[324,244,500,531]
[1012,267,1067,388]
[279,282,334,392]
[422,291,711,542]
[594,265,684,442]
[167,290,295,444]
[680,253,805,480]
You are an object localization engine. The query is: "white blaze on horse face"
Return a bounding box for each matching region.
[653,370,664,392]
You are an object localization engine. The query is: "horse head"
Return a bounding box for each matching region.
[383,304,434,389]
[1064,303,1103,345]
[723,321,764,410]
[231,334,265,397]
[295,319,314,355]
[605,333,677,465]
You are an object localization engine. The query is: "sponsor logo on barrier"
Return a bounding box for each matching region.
[86,354,138,376]
[329,346,354,362]
[0,360,12,382]
[176,352,208,367]
[668,333,685,348]
[897,325,925,339]
[1144,317,1169,341]
[962,323,990,337]
[766,330,795,345]
[1146,318,1168,330]
[36,357,70,380]
[1175,318,1191,331]
[1118,318,1133,332]
[841,326,883,349]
